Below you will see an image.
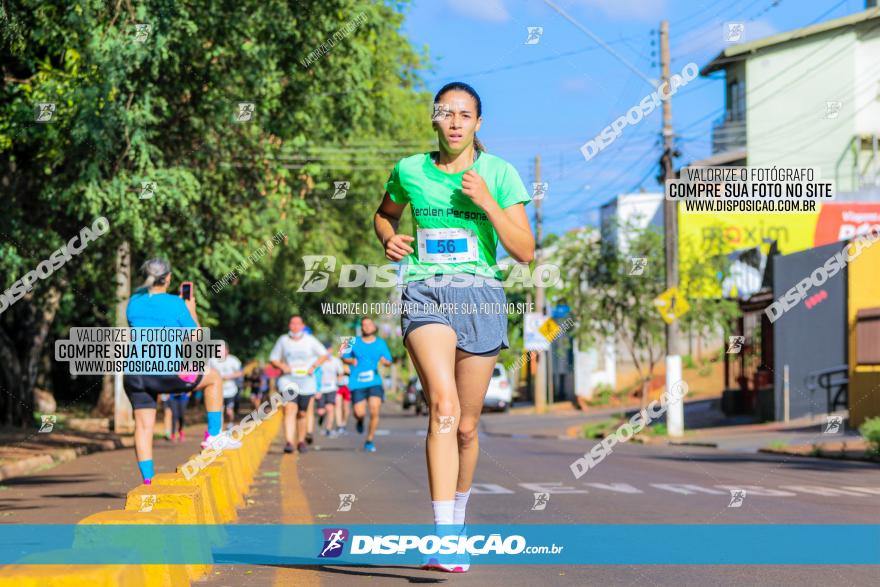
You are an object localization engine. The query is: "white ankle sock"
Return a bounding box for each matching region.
[453,488,471,525]
[432,499,455,527]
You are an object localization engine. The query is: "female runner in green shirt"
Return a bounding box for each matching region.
[374,82,535,572]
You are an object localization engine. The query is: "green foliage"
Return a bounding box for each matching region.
[0,0,435,420]
[554,220,666,385]
[588,383,613,406]
[581,418,620,439]
[859,417,880,453]
[648,422,667,436]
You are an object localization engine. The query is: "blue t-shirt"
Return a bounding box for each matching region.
[125,291,197,374]
[343,337,392,390]
[126,291,197,328]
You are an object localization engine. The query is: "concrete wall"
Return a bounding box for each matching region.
[746,28,860,190]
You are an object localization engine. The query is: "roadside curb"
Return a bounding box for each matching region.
[0,436,135,483]
[0,412,283,585]
[758,446,880,463]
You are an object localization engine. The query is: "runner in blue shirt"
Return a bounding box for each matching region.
[341,317,393,452]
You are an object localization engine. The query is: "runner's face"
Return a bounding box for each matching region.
[433,91,481,154]
[289,317,304,336]
[361,319,377,336]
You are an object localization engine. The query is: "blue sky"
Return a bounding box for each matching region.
[398,0,868,237]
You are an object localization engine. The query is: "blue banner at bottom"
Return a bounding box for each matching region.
[0,524,878,565]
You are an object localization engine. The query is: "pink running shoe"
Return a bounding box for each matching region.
[143,478,152,485]
[421,558,469,573]
[178,430,185,442]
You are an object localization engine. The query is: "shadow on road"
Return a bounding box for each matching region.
[267,563,445,584]
[0,474,102,487]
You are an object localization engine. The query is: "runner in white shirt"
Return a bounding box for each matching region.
[269,315,330,454]
[317,342,345,437]
[208,343,244,431]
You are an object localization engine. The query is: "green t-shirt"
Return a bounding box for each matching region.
[384,152,531,283]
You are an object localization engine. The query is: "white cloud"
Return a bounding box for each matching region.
[446,0,510,22]
[567,0,669,21]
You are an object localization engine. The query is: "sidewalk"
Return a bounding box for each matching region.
[0,427,135,483]
[487,399,879,462]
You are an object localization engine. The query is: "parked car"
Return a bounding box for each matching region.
[483,364,511,412]
[403,376,428,415]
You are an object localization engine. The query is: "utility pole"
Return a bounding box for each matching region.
[660,20,683,437]
[534,155,548,413]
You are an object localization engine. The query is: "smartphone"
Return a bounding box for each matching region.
[180,281,193,300]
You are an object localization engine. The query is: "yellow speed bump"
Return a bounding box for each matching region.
[205,460,244,509]
[0,559,147,587]
[74,510,189,587]
[211,452,247,499]
[152,473,220,525]
[124,485,211,581]
[151,472,227,546]
[180,462,237,523]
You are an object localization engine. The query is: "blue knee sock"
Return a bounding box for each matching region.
[137,459,154,482]
[207,411,222,436]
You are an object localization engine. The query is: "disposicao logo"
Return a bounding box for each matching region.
[319,528,349,558]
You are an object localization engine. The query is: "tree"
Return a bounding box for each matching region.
[555,222,666,409]
[0,0,432,426]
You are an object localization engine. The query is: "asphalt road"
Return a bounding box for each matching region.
[206,404,880,587]
[2,405,879,586]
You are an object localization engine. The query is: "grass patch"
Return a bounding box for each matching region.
[581,418,621,439]
[766,440,787,450]
[647,423,667,436]
[587,384,614,407]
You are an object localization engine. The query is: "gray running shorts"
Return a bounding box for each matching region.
[400,273,508,356]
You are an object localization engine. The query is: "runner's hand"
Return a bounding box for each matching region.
[461,170,494,211]
[184,296,198,321]
[383,234,414,261]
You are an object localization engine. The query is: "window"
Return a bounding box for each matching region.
[728,79,745,122]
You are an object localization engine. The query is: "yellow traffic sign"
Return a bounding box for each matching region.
[538,317,561,342]
[654,287,690,324]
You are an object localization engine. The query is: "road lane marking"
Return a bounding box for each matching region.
[275,444,321,587]
[778,485,868,497]
[650,484,728,495]
[584,483,643,494]
[519,482,589,494]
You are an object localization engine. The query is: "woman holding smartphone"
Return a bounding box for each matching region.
[374,82,535,572]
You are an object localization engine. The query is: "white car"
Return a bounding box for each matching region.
[483,364,512,412]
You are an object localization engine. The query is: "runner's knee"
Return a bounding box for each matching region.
[430,397,456,417]
[457,423,477,447]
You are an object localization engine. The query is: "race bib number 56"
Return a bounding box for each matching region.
[417,228,478,264]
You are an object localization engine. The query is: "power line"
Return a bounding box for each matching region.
[543,0,656,87]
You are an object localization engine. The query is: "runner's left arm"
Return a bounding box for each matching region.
[462,170,534,263]
[379,340,393,366]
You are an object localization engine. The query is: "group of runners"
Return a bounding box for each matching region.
[269,314,392,454]
[119,81,535,573]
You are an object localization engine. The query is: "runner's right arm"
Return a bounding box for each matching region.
[269,336,291,374]
[375,193,414,262]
